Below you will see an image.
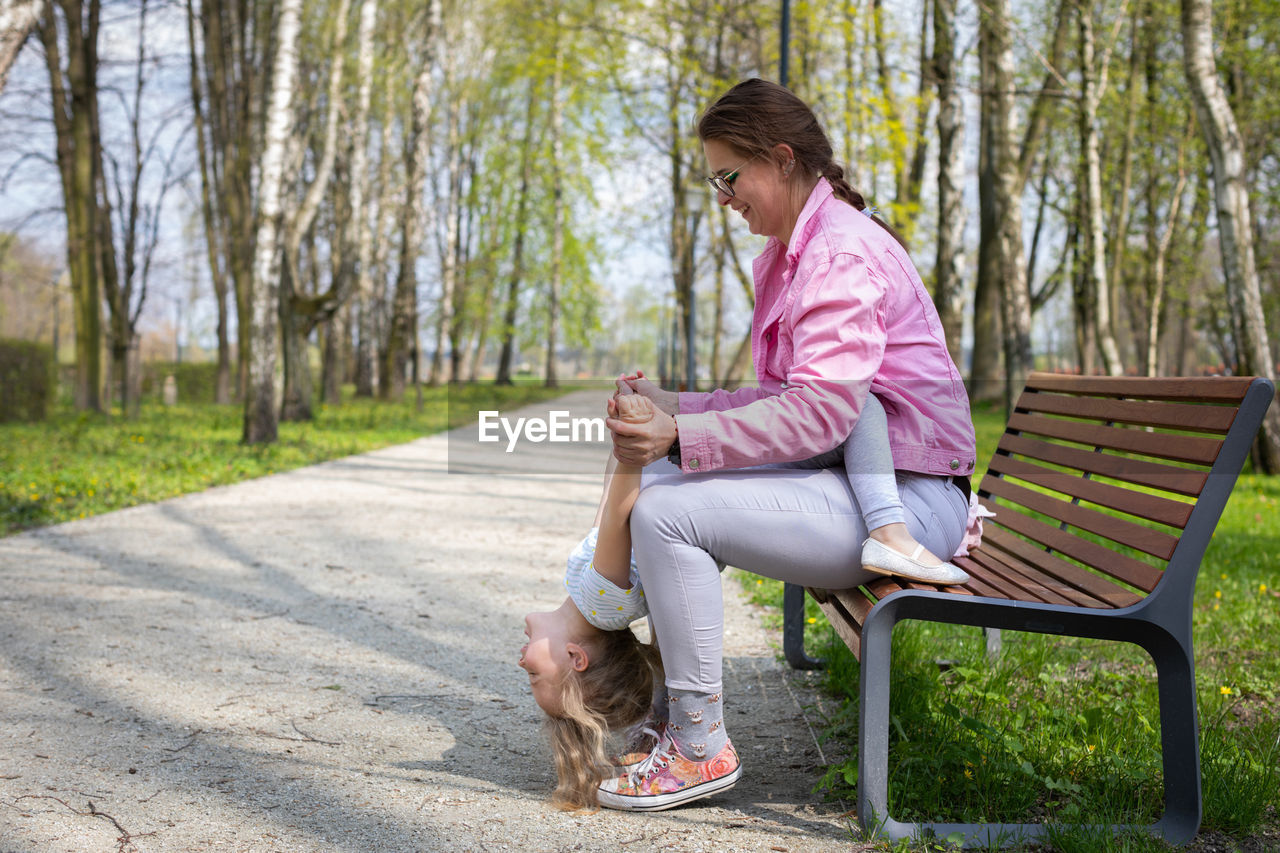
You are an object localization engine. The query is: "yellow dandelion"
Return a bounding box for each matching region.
[87,489,95,497]
[1220,573,1228,580]
[1262,583,1269,595]
[1214,590,1223,599]
[1087,744,1096,753]
[1220,686,1232,696]
[1213,602,1220,611]
[806,617,817,625]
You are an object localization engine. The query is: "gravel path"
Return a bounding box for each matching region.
[0,391,865,853]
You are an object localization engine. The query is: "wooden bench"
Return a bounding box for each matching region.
[787,372,1276,848]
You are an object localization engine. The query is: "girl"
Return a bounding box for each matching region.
[525,384,964,811]
[518,391,664,810]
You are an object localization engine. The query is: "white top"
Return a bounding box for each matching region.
[566,527,647,631]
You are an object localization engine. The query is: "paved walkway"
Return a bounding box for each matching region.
[0,391,863,852]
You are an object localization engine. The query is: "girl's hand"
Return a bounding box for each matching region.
[615,370,678,415]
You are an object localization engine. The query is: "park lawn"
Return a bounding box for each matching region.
[0,382,574,538]
[737,401,1280,852]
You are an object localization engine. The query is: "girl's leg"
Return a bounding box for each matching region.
[590,453,619,529]
[630,467,966,755]
[844,394,965,578]
[591,394,649,586]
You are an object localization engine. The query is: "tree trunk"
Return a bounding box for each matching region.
[280,0,351,421]
[185,0,231,404]
[1146,141,1188,377]
[243,0,301,445]
[1181,0,1280,471]
[353,38,392,398]
[1078,0,1123,375]
[388,43,437,398]
[495,81,537,386]
[0,0,45,97]
[932,0,965,370]
[970,7,1001,402]
[987,0,1033,411]
[40,0,101,412]
[544,6,564,389]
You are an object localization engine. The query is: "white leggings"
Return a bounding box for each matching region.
[632,395,968,694]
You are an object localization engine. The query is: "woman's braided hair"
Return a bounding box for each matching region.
[697,78,906,248]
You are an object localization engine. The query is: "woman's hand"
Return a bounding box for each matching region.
[616,370,678,415]
[606,393,678,467]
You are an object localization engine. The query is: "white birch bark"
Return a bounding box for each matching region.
[286,0,350,264]
[243,0,301,444]
[1079,2,1123,374]
[345,0,376,301]
[0,0,45,95]
[398,0,439,393]
[989,0,1033,409]
[544,3,563,388]
[1181,0,1280,471]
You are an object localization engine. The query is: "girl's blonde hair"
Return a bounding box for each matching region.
[543,627,662,811]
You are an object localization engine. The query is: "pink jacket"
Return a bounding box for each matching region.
[675,178,976,479]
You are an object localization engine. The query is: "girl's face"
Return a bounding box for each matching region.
[704,137,790,243]
[519,598,589,716]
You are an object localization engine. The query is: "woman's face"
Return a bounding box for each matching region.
[704,138,789,242]
[519,601,584,716]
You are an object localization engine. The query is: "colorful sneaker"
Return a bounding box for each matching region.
[610,721,664,771]
[597,730,741,811]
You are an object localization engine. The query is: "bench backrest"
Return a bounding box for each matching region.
[969,372,1276,611]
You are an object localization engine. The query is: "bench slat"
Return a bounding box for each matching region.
[987,454,1194,529]
[980,474,1181,560]
[814,596,866,659]
[995,433,1209,497]
[1025,371,1256,402]
[978,525,1143,607]
[1014,390,1240,433]
[965,546,1095,607]
[953,563,1009,600]
[1005,411,1223,465]
[986,502,1164,592]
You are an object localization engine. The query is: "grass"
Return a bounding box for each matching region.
[0,381,573,537]
[736,401,1280,852]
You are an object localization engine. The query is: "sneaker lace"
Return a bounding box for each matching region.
[627,733,677,786]
[626,724,661,752]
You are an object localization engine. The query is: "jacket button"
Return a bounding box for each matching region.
[949,459,960,470]
[688,459,700,470]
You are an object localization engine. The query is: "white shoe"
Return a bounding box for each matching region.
[861,537,970,586]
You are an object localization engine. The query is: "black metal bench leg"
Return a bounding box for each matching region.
[783,582,824,670]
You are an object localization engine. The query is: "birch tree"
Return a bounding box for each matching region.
[388,0,438,396]
[279,0,352,421]
[243,0,302,444]
[0,0,45,96]
[1181,0,1280,471]
[985,0,1033,410]
[1075,0,1127,374]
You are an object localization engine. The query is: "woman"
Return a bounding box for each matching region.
[598,78,976,811]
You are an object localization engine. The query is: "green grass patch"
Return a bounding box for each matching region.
[1,381,574,537]
[735,401,1280,852]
